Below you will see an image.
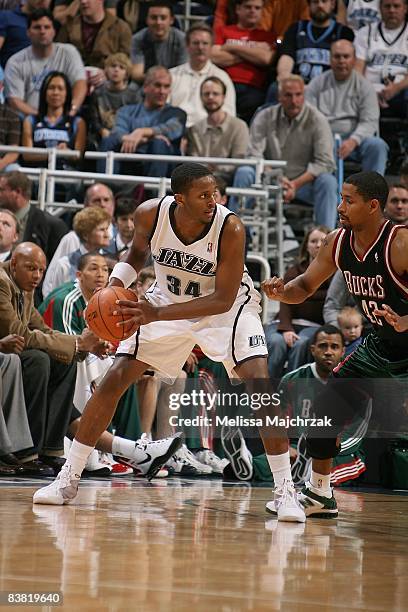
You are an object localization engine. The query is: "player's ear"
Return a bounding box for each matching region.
[370,198,381,214]
[174,193,185,207]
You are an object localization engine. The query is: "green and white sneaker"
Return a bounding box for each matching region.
[298,484,338,518]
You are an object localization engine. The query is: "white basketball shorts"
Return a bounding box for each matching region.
[117,283,267,382]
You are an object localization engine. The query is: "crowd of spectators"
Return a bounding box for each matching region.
[0,0,407,485]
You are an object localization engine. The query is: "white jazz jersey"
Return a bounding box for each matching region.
[355,21,408,90]
[346,0,380,31]
[117,196,267,381]
[149,196,249,304]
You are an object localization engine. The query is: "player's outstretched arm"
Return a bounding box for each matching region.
[109,198,160,287]
[262,231,339,304]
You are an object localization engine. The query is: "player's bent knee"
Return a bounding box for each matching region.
[306,437,340,460]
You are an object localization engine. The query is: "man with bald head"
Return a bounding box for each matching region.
[306,39,388,174]
[0,242,106,473]
[100,65,187,177]
[42,182,116,296]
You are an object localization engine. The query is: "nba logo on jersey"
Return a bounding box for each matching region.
[375,252,378,262]
[207,242,213,253]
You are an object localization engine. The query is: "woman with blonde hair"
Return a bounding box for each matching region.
[42,207,111,298]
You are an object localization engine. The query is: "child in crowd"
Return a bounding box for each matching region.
[88,53,142,148]
[337,306,363,357]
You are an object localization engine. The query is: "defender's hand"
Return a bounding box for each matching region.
[115,299,159,327]
[373,304,408,332]
[262,277,285,300]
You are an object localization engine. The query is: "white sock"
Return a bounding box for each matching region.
[112,436,137,459]
[267,451,292,486]
[310,470,332,497]
[66,440,94,479]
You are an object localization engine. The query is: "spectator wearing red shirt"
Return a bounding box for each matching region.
[212,0,276,123]
[213,0,310,39]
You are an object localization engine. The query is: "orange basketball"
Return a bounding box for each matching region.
[85,287,139,343]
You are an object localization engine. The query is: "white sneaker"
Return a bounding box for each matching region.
[167,444,212,476]
[156,468,169,478]
[83,449,112,477]
[269,479,306,523]
[33,463,80,506]
[194,449,229,475]
[118,432,184,480]
[99,452,134,476]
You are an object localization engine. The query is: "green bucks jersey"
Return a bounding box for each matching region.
[279,363,368,485]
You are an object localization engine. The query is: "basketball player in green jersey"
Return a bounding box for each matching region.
[263,171,408,518]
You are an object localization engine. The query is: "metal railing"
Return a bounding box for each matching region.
[84,151,286,184]
[174,0,210,30]
[0,145,286,274]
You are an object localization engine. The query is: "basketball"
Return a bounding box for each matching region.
[85,286,139,343]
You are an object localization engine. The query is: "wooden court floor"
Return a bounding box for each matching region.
[0,477,406,612]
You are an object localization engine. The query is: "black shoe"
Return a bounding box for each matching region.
[38,456,66,476]
[1,454,55,477]
[0,453,21,466]
[0,460,23,476]
[19,459,55,478]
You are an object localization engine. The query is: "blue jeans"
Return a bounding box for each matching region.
[231,166,338,229]
[98,136,177,177]
[345,136,388,175]
[265,323,317,380]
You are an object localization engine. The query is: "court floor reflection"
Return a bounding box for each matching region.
[0,478,406,611]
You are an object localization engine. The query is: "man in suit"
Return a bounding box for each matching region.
[0,171,68,264]
[0,345,53,477]
[0,171,69,303]
[0,242,107,474]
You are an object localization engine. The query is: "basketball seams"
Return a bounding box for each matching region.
[86,287,139,342]
[96,288,122,340]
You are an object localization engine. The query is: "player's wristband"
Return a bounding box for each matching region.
[109,262,138,288]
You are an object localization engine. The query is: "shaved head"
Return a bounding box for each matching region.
[11,242,46,263]
[11,242,46,291]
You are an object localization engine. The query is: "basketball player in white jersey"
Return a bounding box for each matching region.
[33,162,305,522]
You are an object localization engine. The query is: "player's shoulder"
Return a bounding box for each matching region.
[389,224,408,249]
[133,197,166,237]
[134,196,166,220]
[281,363,314,384]
[318,228,344,254]
[220,210,245,235]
